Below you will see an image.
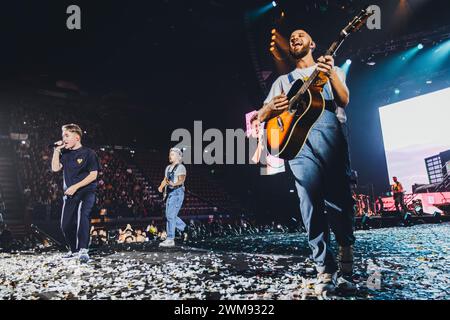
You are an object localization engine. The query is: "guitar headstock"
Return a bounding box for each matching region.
[341,7,375,37]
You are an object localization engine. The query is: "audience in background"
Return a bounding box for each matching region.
[10,100,162,221]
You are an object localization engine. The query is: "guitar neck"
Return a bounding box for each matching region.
[289,7,374,106]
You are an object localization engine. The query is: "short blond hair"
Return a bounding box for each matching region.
[62,123,83,139]
[170,147,183,161]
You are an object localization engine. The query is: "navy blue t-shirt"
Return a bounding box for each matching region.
[60,146,101,192]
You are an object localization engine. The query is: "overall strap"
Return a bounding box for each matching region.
[171,164,179,173]
[287,72,296,84]
[166,164,180,178]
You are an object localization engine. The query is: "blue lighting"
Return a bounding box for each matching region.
[340,59,352,76]
[248,2,278,19]
[395,89,400,95]
[407,39,450,73]
[417,43,424,50]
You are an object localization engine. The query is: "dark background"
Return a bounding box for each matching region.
[1,0,449,221]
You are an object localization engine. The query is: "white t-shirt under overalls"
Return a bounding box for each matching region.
[164,163,187,190]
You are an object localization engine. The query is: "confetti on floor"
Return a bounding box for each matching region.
[1,223,448,300]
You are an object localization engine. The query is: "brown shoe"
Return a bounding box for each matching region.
[315,272,336,295]
[336,276,357,293]
[338,245,354,278]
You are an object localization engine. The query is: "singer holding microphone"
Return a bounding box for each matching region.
[51,124,101,263]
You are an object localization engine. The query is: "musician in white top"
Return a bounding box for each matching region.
[157,147,187,247]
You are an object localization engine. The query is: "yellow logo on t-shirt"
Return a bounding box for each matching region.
[77,158,83,165]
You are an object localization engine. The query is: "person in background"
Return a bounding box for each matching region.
[392,177,406,213]
[157,148,188,247]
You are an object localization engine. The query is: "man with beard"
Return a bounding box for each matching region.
[257,30,356,295]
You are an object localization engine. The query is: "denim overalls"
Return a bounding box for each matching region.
[165,165,186,240]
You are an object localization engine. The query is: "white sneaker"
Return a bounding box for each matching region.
[62,251,78,259]
[79,248,90,263]
[159,239,175,247]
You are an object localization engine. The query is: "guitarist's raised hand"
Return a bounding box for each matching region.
[317,55,335,77]
[317,55,349,107]
[258,92,289,122]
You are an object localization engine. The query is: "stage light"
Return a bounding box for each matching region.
[21,140,26,145]
[271,35,276,40]
[426,80,432,84]
[271,28,276,34]
[432,39,450,64]
[395,89,400,95]
[270,47,275,52]
[247,1,278,19]
[379,44,423,81]
[340,59,352,76]
[367,61,376,66]
[417,43,424,50]
[270,41,275,46]
[407,39,450,74]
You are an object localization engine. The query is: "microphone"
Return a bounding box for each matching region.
[48,142,64,149]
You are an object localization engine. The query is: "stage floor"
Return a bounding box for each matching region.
[1,223,449,300]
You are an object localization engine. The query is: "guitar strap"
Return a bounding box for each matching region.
[163,164,180,201]
[287,72,295,84]
[166,164,180,182]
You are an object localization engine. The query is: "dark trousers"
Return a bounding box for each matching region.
[60,188,96,252]
[288,110,356,274]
